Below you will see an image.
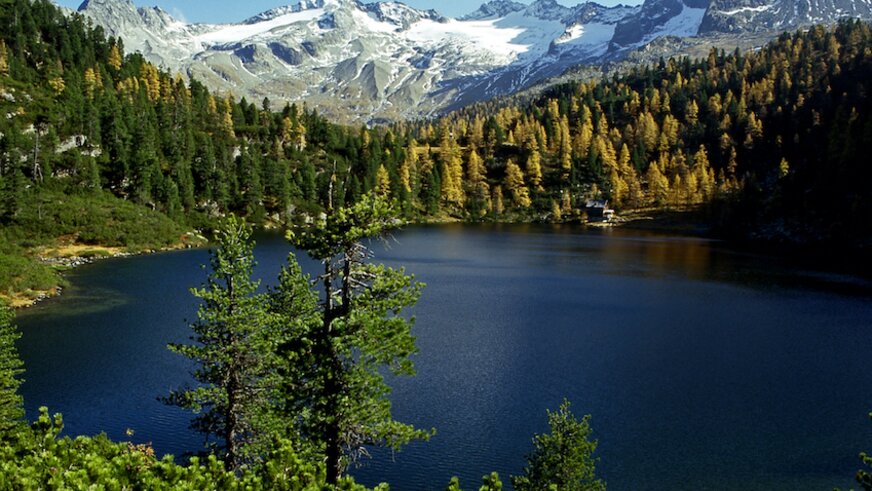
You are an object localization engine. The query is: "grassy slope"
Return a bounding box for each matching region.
[0,188,202,307]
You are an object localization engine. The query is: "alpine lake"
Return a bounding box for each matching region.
[14,224,872,490]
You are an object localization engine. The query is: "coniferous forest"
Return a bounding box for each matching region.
[3,0,872,298]
[1,0,872,488]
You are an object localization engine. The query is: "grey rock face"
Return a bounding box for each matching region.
[73,0,872,123]
[612,0,695,48]
[699,0,872,33]
[460,0,527,21]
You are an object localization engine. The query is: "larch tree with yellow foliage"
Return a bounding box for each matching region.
[376,165,391,198]
[504,160,531,209]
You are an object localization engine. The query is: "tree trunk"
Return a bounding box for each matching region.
[225,361,241,470]
[322,260,343,485]
[224,275,241,471]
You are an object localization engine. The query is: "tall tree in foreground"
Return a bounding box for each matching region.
[512,399,605,491]
[286,193,431,484]
[166,216,278,470]
[0,305,24,437]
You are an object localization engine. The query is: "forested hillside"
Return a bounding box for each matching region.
[2,0,872,303]
[406,20,872,243]
[1,1,872,488]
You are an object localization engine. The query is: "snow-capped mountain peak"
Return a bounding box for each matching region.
[460,0,527,20]
[71,0,872,123]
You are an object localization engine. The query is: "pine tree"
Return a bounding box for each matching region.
[0,305,24,437]
[512,400,604,491]
[166,217,276,470]
[287,194,431,484]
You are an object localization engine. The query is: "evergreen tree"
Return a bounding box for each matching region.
[0,305,24,437]
[287,193,431,484]
[166,216,277,470]
[512,400,604,491]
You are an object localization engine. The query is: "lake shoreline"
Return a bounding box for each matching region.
[16,224,870,491]
[5,239,206,309]
[9,207,868,310]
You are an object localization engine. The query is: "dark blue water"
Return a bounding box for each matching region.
[14,224,872,490]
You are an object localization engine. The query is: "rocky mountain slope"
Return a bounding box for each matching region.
[68,0,872,122]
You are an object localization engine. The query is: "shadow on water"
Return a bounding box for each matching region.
[19,287,129,319]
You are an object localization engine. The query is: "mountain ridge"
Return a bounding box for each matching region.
[68,0,872,123]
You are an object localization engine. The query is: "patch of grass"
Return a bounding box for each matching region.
[12,189,193,251]
[0,188,205,305]
[0,252,65,298]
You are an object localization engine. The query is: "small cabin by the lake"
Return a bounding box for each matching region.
[585,200,615,222]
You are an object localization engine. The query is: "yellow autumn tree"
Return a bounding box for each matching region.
[551,200,562,222]
[504,160,531,208]
[466,148,490,216]
[0,40,8,76]
[525,138,543,191]
[48,76,65,95]
[561,189,572,216]
[492,185,505,215]
[646,161,670,206]
[376,164,391,197]
[573,107,594,160]
[439,133,465,209]
[108,44,123,71]
[691,145,715,202]
[221,97,236,139]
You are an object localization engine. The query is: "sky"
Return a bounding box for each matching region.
[54,0,642,24]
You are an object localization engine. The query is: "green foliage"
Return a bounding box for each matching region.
[166,216,279,470]
[446,476,463,491]
[512,399,605,491]
[0,187,192,302]
[444,472,505,491]
[480,472,503,491]
[415,20,872,239]
[0,305,24,436]
[859,412,872,491]
[284,193,431,483]
[9,189,190,250]
[0,251,62,298]
[0,407,383,490]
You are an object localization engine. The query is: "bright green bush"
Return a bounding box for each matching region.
[0,407,385,490]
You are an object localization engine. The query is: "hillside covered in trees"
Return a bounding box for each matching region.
[1,0,871,299]
[406,20,872,244]
[1,0,872,488]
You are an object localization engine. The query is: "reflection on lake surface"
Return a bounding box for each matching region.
[15,224,872,490]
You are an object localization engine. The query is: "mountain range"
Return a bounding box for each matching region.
[67,0,872,122]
